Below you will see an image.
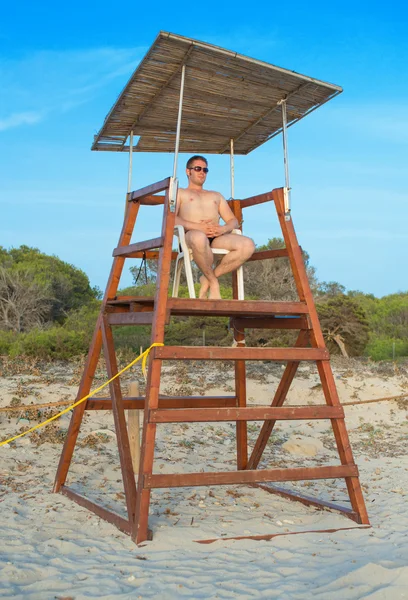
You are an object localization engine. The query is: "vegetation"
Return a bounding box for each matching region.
[0,243,406,361]
[0,246,100,359]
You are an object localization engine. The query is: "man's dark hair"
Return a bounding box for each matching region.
[186,155,208,169]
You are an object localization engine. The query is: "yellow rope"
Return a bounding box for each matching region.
[0,342,163,448]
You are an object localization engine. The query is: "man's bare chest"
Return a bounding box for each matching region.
[180,193,219,217]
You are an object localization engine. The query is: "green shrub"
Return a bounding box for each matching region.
[9,327,90,360]
[365,336,408,361]
[0,330,18,355]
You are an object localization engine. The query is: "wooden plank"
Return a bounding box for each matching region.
[154,346,328,361]
[251,483,359,522]
[149,405,344,423]
[230,198,248,470]
[54,200,141,492]
[145,465,359,489]
[232,316,309,330]
[107,296,154,306]
[106,312,154,326]
[128,382,141,474]
[133,184,176,544]
[86,396,237,410]
[247,329,310,470]
[128,177,170,201]
[123,251,178,260]
[133,194,165,206]
[247,249,289,261]
[101,318,137,523]
[239,191,275,209]
[60,486,131,535]
[113,236,163,258]
[167,298,309,317]
[273,187,370,526]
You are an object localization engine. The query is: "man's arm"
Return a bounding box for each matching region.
[214,194,239,235]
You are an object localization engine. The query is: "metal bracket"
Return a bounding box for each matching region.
[169,176,178,212]
[284,187,291,220]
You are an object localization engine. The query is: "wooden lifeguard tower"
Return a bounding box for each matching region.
[54,32,369,544]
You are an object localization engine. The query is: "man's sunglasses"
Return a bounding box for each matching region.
[188,166,209,173]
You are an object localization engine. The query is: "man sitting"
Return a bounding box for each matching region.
[176,155,255,299]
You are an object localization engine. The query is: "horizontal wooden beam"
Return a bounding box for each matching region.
[120,249,288,262]
[127,177,170,201]
[123,251,178,260]
[251,483,359,521]
[85,396,237,410]
[240,191,275,210]
[167,298,309,317]
[149,405,344,423]
[106,312,154,326]
[137,194,165,205]
[247,249,289,261]
[113,237,163,258]
[231,316,309,330]
[60,486,131,534]
[153,346,328,361]
[145,465,359,488]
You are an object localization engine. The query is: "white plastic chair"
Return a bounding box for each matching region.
[172,225,245,299]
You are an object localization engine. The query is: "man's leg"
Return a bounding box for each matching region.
[185,230,221,299]
[211,234,255,279]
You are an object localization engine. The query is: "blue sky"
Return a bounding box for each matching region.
[1,1,407,297]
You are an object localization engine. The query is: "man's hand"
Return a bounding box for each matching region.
[200,220,225,237]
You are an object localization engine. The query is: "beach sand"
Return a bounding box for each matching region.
[1,356,407,599]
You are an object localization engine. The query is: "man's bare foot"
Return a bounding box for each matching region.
[208,279,221,300]
[199,275,210,299]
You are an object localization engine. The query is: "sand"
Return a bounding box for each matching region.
[1,356,408,599]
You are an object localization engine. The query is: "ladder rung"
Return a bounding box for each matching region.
[232,316,310,330]
[154,346,329,361]
[149,405,344,423]
[167,298,309,317]
[106,312,154,326]
[86,396,237,410]
[145,465,359,489]
[113,236,163,258]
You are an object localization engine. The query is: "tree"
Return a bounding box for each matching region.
[316,281,346,298]
[316,295,369,357]
[243,237,318,301]
[0,246,98,323]
[0,267,51,332]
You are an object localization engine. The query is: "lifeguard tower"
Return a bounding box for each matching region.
[54,32,369,544]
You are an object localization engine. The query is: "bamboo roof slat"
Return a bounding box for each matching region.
[92,32,342,155]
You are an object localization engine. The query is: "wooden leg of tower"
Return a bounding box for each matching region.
[53,317,103,492]
[316,357,370,524]
[273,187,369,524]
[247,329,310,470]
[132,357,161,543]
[235,333,248,470]
[101,317,137,522]
[232,264,248,470]
[132,187,175,544]
[54,199,140,493]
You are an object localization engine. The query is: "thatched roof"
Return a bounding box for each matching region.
[92,32,342,155]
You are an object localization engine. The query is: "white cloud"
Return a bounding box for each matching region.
[0,47,144,131]
[0,110,44,131]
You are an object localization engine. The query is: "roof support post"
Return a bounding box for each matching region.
[278,99,291,216]
[127,130,134,194]
[230,138,235,200]
[169,64,186,212]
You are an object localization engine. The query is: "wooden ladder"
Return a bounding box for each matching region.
[53,179,369,544]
